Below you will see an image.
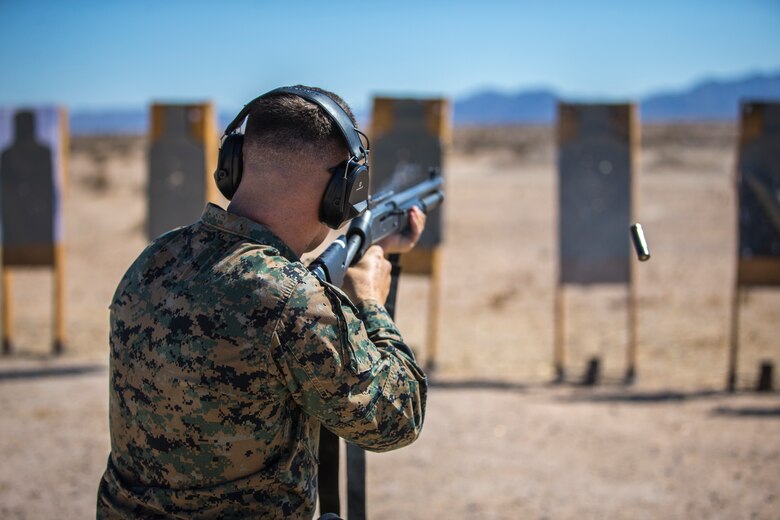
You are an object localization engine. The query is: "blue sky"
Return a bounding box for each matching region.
[1,0,779,113]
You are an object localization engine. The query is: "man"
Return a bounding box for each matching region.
[97,86,428,518]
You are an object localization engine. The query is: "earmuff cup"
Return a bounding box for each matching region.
[320,161,370,229]
[214,133,244,200]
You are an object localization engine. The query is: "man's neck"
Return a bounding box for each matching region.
[227,199,312,258]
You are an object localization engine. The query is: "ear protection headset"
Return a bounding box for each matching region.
[213,86,370,229]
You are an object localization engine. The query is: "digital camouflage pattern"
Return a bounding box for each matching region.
[96,203,427,519]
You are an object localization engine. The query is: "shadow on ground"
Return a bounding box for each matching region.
[0,364,106,381]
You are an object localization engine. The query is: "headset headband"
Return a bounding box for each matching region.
[222,86,367,162]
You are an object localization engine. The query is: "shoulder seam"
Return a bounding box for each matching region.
[201,219,256,242]
[271,270,331,398]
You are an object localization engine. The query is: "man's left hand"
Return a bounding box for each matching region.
[378,206,427,254]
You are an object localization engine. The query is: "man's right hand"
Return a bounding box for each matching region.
[342,245,392,305]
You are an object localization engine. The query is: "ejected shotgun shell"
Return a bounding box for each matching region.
[630,223,650,261]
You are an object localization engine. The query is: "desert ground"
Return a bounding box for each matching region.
[0,123,778,519]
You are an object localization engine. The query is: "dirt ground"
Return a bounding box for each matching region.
[0,123,778,519]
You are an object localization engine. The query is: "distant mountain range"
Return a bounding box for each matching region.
[639,72,780,121]
[69,110,239,136]
[68,71,780,134]
[454,72,780,125]
[70,110,149,135]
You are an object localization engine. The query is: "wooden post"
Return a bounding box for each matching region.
[553,285,565,382]
[53,107,68,353]
[729,123,741,394]
[727,286,741,392]
[625,104,640,384]
[424,248,443,371]
[1,269,12,355]
[53,244,66,354]
[390,248,444,371]
[201,103,220,204]
[625,280,637,384]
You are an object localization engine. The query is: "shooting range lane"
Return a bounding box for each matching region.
[1,123,779,519]
[366,385,779,519]
[0,360,109,519]
[1,365,777,519]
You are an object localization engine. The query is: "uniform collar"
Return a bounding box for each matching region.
[200,203,300,262]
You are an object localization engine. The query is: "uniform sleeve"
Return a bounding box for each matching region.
[272,274,427,452]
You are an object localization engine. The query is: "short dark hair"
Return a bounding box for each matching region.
[243,85,356,161]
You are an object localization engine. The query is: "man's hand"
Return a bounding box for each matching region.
[342,207,426,305]
[377,206,426,254]
[342,245,392,305]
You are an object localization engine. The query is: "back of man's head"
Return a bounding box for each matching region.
[243,85,356,166]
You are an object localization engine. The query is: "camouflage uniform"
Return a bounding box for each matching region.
[96,203,427,519]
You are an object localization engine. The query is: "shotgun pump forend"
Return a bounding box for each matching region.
[308,169,445,287]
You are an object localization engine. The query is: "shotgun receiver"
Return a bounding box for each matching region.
[309,169,444,287]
